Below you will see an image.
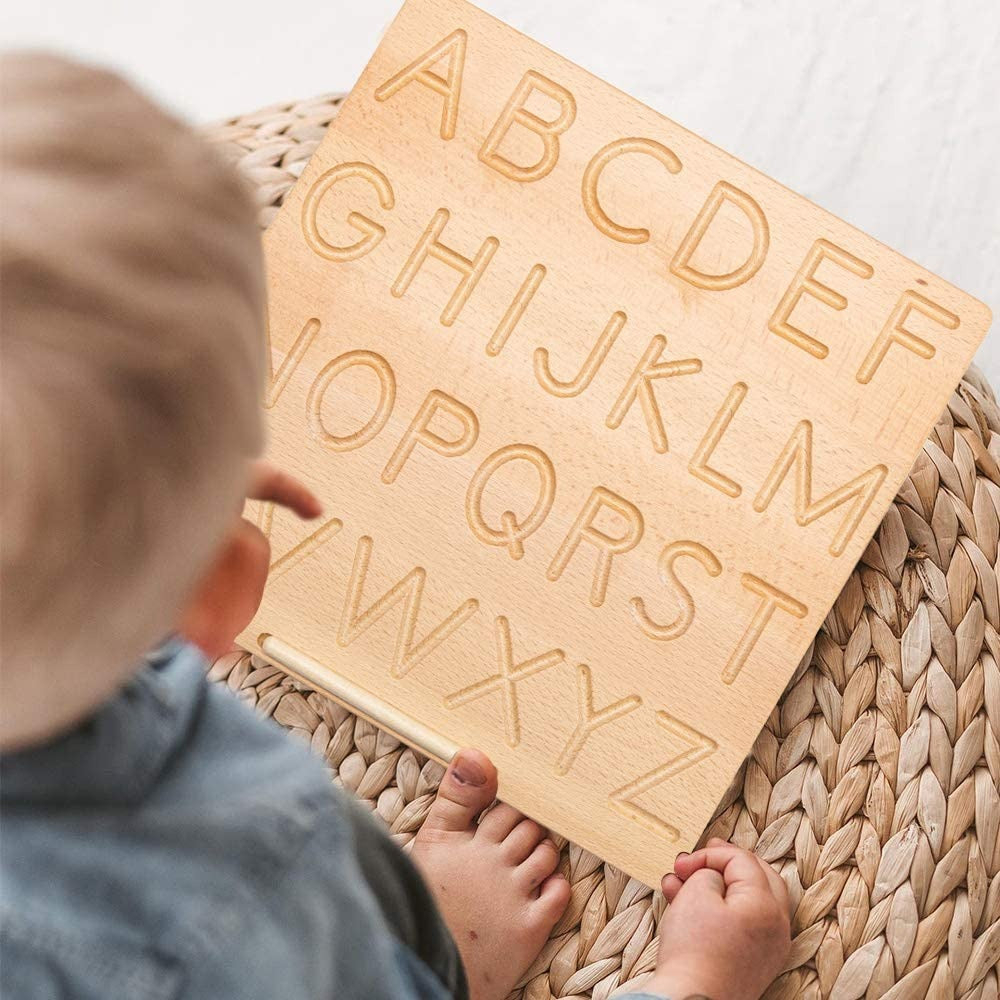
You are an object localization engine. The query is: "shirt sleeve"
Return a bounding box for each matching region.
[179,779,468,1000]
[338,789,468,998]
[293,790,468,1000]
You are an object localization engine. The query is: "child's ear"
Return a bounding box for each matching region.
[177,519,271,660]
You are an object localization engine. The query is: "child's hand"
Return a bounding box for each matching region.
[641,838,791,1000]
[247,460,323,519]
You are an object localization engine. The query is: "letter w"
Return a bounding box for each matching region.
[339,536,479,677]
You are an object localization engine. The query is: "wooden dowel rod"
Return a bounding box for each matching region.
[259,633,458,765]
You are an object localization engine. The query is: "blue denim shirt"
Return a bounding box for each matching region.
[1,642,467,999]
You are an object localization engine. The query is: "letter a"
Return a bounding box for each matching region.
[374,29,468,140]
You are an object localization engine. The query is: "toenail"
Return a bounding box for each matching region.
[452,754,487,786]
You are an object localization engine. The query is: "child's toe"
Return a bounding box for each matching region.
[504,818,546,863]
[533,873,571,923]
[476,802,523,842]
[422,749,498,834]
[519,837,560,888]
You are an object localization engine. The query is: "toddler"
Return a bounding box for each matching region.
[0,53,791,1000]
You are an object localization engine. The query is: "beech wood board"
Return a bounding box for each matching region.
[243,0,992,888]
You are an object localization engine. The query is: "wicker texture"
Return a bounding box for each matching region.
[203,96,1000,1000]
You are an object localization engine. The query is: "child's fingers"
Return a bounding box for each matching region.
[756,856,791,911]
[673,845,771,895]
[661,872,684,903]
[681,867,726,897]
[714,843,788,903]
[247,461,323,519]
[707,838,787,907]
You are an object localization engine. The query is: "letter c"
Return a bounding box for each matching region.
[582,138,682,244]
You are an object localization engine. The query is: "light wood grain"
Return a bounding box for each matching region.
[242,0,992,888]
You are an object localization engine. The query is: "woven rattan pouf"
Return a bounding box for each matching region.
[203,97,1000,1000]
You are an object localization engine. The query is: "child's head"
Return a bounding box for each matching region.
[1,54,267,747]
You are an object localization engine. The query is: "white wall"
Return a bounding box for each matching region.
[4,0,998,382]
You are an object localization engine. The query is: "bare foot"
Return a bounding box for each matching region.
[411,749,571,1000]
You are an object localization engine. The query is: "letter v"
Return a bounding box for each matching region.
[266,317,321,409]
[254,500,343,582]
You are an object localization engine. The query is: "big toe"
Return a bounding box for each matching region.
[423,748,498,833]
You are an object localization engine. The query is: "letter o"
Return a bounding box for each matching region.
[307,350,396,452]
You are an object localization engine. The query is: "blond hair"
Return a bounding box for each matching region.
[1,54,265,746]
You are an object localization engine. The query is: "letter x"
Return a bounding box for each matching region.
[443,616,564,747]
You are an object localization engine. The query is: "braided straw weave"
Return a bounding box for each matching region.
[203,96,1000,1000]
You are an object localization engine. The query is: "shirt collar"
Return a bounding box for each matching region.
[1,639,208,806]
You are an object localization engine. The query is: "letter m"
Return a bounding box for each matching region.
[753,420,887,557]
